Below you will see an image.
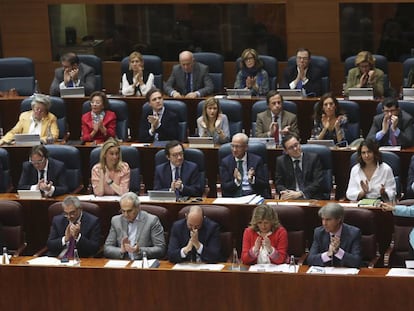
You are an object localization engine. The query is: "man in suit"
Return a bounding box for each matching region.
[307,203,362,268]
[104,192,166,260]
[168,205,221,263]
[220,133,269,198]
[281,48,323,97]
[255,90,300,140]
[0,94,59,145]
[47,196,101,258]
[49,52,96,96]
[275,134,325,200]
[154,140,202,197]
[18,144,68,197]
[164,50,214,98]
[138,88,180,142]
[367,97,414,148]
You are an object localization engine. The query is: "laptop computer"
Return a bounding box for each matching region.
[60,86,85,98]
[14,134,40,146]
[188,136,214,148]
[148,190,177,202]
[225,88,251,99]
[248,137,276,149]
[277,89,304,100]
[18,190,42,199]
[348,87,374,100]
[306,139,336,147]
[403,88,414,101]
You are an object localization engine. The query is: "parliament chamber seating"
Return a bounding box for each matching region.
[193,52,224,94]
[0,200,26,256]
[0,147,11,193]
[121,55,163,90]
[402,57,414,87]
[0,57,35,96]
[236,55,278,90]
[78,54,103,92]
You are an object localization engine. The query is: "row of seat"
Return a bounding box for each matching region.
[2,53,414,96]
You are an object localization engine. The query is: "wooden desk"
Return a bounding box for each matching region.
[0,257,412,310]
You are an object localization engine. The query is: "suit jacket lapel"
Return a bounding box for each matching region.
[134,212,146,244]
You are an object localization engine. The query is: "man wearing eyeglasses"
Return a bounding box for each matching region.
[281,48,323,97]
[104,192,166,260]
[367,97,414,148]
[153,140,202,197]
[47,196,101,258]
[275,134,324,200]
[18,144,68,197]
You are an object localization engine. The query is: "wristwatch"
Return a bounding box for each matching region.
[107,179,114,185]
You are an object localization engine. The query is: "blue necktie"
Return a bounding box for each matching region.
[296,80,303,89]
[186,73,192,94]
[67,80,74,88]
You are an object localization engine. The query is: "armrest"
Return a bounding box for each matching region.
[71,184,85,194]
[33,246,48,257]
[13,242,27,257]
[297,252,309,266]
[383,240,395,267]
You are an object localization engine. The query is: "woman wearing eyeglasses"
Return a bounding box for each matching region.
[91,138,130,196]
[234,48,269,96]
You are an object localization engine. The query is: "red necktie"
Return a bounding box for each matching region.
[274,115,279,144]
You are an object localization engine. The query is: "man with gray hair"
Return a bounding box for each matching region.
[47,196,101,258]
[307,203,362,267]
[104,192,166,260]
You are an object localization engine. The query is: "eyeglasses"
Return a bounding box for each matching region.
[170,151,184,158]
[90,101,102,106]
[119,208,135,215]
[383,108,398,113]
[285,142,300,151]
[244,56,255,61]
[297,56,309,61]
[33,107,46,113]
[230,144,245,149]
[63,210,78,218]
[29,157,45,165]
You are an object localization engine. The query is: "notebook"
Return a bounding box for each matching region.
[188,136,214,148]
[348,87,374,100]
[225,88,251,99]
[60,86,85,98]
[17,190,42,199]
[14,134,40,146]
[306,139,336,147]
[403,88,414,101]
[277,89,304,100]
[148,190,177,202]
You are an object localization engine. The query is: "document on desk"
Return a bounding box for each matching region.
[386,268,414,277]
[104,260,130,268]
[213,194,263,205]
[267,201,311,207]
[77,195,121,202]
[27,257,62,266]
[131,259,160,269]
[307,266,359,275]
[249,263,298,273]
[172,263,225,271]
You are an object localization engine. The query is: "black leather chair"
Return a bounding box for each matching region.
[251,100,297,137]
[21,96,67,140]
[82,99,129,141]
[121,55,163,90]
[193,52,224,94]
[197,99,242,138]
[236,55,278,90]
[0,200,26,256]
[140,204,173,243]
[89,146,141,193]
[45,145,83,193]
[0,148,11,193]
[402,57,414,87]
[78,54,102,91]
[0,57,35,95]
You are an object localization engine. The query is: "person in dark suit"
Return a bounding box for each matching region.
[138,88,180,142]
[255,90,299,140]
[18,144,68,197]
[164,50,214,98]
[168,205,221,263]
[154,140,202,197]
[307,203,362,268]
[219,133,269,198]
[281,48,323,97]
[367,97,414,148]
[406,156,414,198]
[49,52,96,96]
[275,134,325,200]
[47,196,101,258]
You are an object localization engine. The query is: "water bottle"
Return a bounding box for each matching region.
[288,255,297,273]
[0,127,4,139]
[231,248,240,271]
[2,247,10,265]
[46,126,54,144]
[119,81,123,96]
[73,248,80,266]
[142,251,149,268]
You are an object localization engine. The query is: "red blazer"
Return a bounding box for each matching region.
[81,110,117,143]
[241,226,288,265]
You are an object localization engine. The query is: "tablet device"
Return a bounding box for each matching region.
[14,134,40,146]
[277,89,304,100]
[225,88,251,99]
[306,139,336,147]
[348,87,374,100]
[403,88,414,101]
[60,86,85,98]
[248,137,276,148]
[148,190,177,202]
[188,136,214,148]
[17,190,42,199]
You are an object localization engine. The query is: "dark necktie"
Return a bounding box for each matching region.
[175,166,180,199]
[296,80,303,89]
[39,169,45,181]
[67,80,74,88]
[274,115,279,144]
[186,73,192,94]
[190,246,197,262]
[65,236,75,259]
[390,127,397,146]
[237,160,243,196]
[294,160,304,191]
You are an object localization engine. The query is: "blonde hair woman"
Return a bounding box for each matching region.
[91,138,130,196]
[121,51,155,96]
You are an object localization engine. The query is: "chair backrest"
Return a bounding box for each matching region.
[78,54,102,91]
[288,55,330,94]
[376,101,414,121]
[0,148,10,193]
[300,144,332,199]
[21,96,67,139]
[178,205,232,261]
[193,52,224,94]
[344,207,378,267]
[142,100,187,142]
[197,99,242,137]
[89,146,141,193]
[0,201,25,253]
[0,57,35,96]
[45,145,82,193]
[251,100,297,137]
[140,204,172,237]
[121,55,163,90]
[82,99,129,141]
[271,204,306,258]
[236,55,278,90]
[337,100,360,143]
[402,57,414,87]
[154,148,205,192]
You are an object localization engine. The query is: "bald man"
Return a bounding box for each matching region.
[167,205,221,263]
[164,50,214,98]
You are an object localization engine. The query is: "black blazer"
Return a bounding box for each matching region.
[138,107,180,142]
[281,63,323,97]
